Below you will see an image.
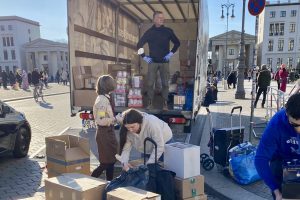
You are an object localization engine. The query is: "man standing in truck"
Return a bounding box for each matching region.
[137,11,180,111]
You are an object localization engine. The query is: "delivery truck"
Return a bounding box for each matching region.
[67,0,209,136]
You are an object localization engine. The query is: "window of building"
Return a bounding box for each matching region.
[288,57,293,67]
[229,49,234,55]
[278,39,284,51]
[268,40,274,51]
[65,56,68,61]
[275,23,279,35]
[30,54,33,60]
[3,50,8,60]
[267,58,273,68]
[11,50,16,60]
[28,29,31,34]
[269,24,274,36]
[6,37,10,46]
[277,58,283,65]
[10,37,14,46]
[280,23,284,35]
[291,10,297,17]
[44,55,48,61]
[8,25,12,31]
[290,23,296,33]
[280,11,286,17]
[299,38,300,50]
[61,55,63,61]
[288,39,294,51]
[270,11,276,18]
[2,37,6,46]
[29,37,31,42]
[0,25,4,31]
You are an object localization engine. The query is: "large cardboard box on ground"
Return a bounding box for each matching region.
[107,187,161,200]
[73,66,93,89]
[45,173,107,200]
[164,142,200,179]
[183,194,207,200]
[175,175,204,199]
[45,135,90,178]
[73,89,97,107]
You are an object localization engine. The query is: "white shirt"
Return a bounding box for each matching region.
[120,113,173,164]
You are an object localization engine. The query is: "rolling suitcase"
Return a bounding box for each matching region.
[213,106,244,167]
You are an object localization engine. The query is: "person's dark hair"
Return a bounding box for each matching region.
[119,109,143,154]
[286,93,300,119]
[96,75,116,95]
[153,11,163,19]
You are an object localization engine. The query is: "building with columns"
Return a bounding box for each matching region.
[257,0,300,73]
[24,38,68,78]
[209,30,255,75]
[0,16,40,73]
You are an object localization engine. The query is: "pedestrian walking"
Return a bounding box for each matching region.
[247,69,252,82]
[137,11,180,110]
[1,70,8,89]
[21,70,29,90]
[227,70,237,89]
[254,64,271,108]
[43,71,49,88]
[27,72,32,86]
[255,93,300,200]
[274,67,281,90]
[9,71,17,89]
[61,69,68,85]
[91,75,118,181]
[279,64,289,92]
[56,70,60,84]
[16,70,22,88]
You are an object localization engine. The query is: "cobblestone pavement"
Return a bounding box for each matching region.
[0,92,221,199]
[0,83,69,102]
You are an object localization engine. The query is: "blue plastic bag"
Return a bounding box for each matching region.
[229,142,261,185]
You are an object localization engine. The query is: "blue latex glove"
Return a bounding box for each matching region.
[163,52,174,61]
[143,56,153,64]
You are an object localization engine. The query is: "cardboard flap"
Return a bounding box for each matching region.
[46,138,66,160]
[108,187,160,200]
[65,147,89,162]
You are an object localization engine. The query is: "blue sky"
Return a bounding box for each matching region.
[0,0,264,41]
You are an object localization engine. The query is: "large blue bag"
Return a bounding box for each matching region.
[229,142,261,185]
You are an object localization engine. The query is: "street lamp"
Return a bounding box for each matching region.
[221,1,235,89]
[235,0,246,99]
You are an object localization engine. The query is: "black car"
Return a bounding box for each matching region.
[0,101,31,158]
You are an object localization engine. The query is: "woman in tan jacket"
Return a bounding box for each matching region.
[91,75,118,180]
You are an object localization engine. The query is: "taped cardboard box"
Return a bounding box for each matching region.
[164,142,200,179]
[84,77,97,89]
[183,194,207,200]
[107,186,161,200]
[74,89,97,108]
[175,175,204,199]
[45,173,107,200]
[45,135,90,178]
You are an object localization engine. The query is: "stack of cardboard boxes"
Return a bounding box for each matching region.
[164,142,207,200]
[114,71,129,107]
[128,76,143,108]
[173,95,186,110]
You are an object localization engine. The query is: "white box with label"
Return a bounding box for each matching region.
[164,142,200,179]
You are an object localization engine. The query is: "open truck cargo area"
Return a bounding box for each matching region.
[68,0,208,125]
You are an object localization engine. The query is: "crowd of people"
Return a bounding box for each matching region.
[0,68,69,90]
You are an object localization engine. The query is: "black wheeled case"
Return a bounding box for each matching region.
[213,106,245,167]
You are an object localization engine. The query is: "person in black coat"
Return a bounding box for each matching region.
[9,71,16,86]
[1,70,8,89]
[27,72,32,85]
[227,71,237,89]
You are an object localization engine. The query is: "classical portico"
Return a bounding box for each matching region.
[209,30,255,75]
[24,38,68,77]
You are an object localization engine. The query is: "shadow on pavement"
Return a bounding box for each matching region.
[39,101,53,109]
[0,154,44,199]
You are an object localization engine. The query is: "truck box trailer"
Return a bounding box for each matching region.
[68,0,209,134]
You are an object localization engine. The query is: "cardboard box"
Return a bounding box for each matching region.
[164,142,200,179]
[72,66,92,89]
[108,64,131,79]
[73,90,97,108]
[45,135,90,178]
[174,95,186,105]
[84,77,97,89]
[45,173,107,200]
[183,194,207,200]
[175,175,204,199]
[107,187,160,200]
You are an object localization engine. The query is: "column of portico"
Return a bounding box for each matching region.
[35,51,39,69]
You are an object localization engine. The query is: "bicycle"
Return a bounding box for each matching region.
[33,82,44,102]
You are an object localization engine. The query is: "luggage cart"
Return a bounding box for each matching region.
[201,106,245,171]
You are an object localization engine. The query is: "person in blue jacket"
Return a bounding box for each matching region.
[255,93,300,200]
